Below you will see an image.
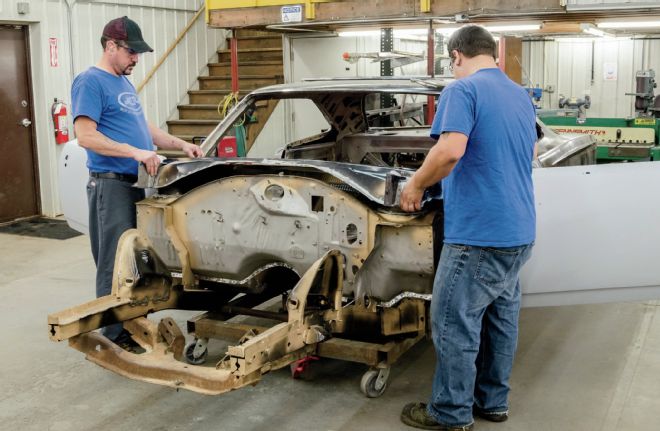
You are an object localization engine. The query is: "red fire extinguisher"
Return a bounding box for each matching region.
[52,98,69,144]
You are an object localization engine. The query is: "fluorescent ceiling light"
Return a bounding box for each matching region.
[580,23,614,38]
[583,27,607,37]
[338,23,542,38]
[556,36,630,42]
[394,29,429,36]
[484,24,541,32]
[337,30,381,37]
[435,27,499,41]
[337,29,430,38]
[557,37,598,43]
[597,21,660,29]
[435,27,459,35]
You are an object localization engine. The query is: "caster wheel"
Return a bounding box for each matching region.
[184,340,208,365]
[360,368,390,398]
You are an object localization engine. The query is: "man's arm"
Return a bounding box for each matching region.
[75,116,162,175]
[148,123,203,158]
[400,132,468,212]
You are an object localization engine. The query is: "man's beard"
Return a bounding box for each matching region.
[121,63,136,75]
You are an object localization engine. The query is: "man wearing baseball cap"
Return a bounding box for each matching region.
[70,16,203,350]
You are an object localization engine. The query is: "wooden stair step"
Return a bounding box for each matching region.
[179,103,270,110]
[167,119,220,125]
[218,47,283,61]
[178,102,271,120]
[232,36,282,48]
[167,119,219,135]
[212,60,283,66]
[188,89,249,104]
[200,74,282,80]
[218,47,282,53]
[198,75,281,90]
[209,61,283,76]
[170,135,207,144]
[178,104,224,120]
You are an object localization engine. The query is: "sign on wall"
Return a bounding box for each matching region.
[281,5,302,23]
[49,38,58,67]
[603,62,617,81]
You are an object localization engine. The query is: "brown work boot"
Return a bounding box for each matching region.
[401,402,474,430]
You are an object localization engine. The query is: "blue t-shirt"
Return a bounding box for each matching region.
[431,68,536,247]
[71,67,153,175]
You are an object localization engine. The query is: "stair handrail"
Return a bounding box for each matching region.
[137,4,206,94]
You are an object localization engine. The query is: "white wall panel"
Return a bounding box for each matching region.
[0,0,228,216]
[394,37,428,77]
[522,40,546,87]
[524,38,660,118]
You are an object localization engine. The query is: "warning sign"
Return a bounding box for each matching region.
[281,5,303,23]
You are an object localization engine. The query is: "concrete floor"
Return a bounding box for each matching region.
[1,231,659,431]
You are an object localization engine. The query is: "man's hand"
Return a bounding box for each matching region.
[398,132,467,213]
[132,148,161,176]
[400,177,425,212]
[148,123,204,158]
[181,142,203,158]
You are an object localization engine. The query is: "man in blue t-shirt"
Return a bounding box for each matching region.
[71,16,203,348]
[400,25,536,430]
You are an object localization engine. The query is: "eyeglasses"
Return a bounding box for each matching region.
[115,41,138,56]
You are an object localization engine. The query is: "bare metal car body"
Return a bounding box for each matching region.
[50,79,660,396]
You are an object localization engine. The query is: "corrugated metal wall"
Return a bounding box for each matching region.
[69,0,227,127]
[523,38,660,117]
[0,0,228,216]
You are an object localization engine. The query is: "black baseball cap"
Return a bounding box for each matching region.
[103,16,153,53]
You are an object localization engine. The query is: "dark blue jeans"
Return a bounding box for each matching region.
[428,243,533,426]
[87,176,144,341]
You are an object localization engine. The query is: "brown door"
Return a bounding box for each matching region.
[0,25,39,223]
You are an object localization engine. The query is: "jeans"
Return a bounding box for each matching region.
[87,176,145,341]
[427,242,533,426]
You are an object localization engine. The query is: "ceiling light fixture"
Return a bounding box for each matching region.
[583,27,607,37]
[338,25,519,39]
[580,23,614,38]
[484,24,541,32]
[597,20,660,29]
[337,29,431,38]
[337,30,381,37]
[435,27,459,35]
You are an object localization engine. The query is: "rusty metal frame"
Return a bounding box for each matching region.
[48,226,428,394]
[188,315,427,369]
[49,244,350,395]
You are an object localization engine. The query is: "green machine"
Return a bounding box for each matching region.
[540,116,660,162]
[540,70,660,163]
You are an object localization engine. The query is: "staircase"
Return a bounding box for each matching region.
[167,30,284,151]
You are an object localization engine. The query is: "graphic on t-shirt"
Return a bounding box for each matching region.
[118,92,142,114]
